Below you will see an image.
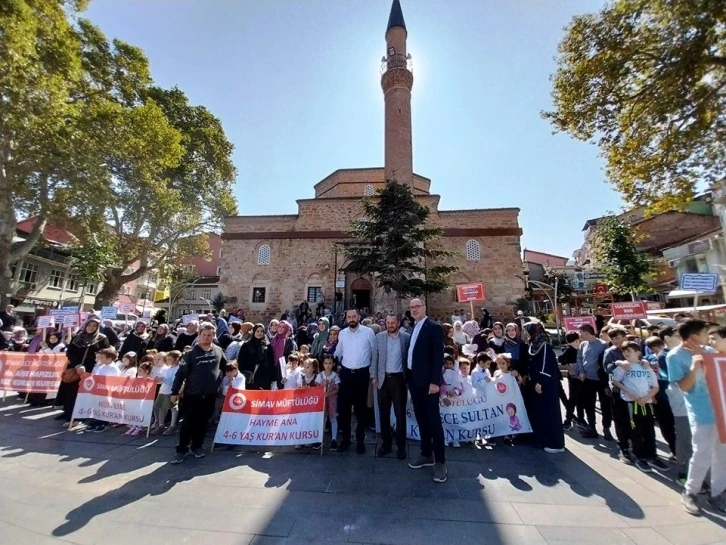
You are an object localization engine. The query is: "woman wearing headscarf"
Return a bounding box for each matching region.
[119,321,150,358]
[7,326,29,352]
[272,320,295,366]
[150,323,174,352]
[58,315,110,425]
[267,319,280,342]
[479,308,494,330]
[488,322,506,354]
[321,325,340,367]
[238,324,277,389]
[503,323,529,378]
[523,321,565,453]
[452,320,469,346]
[310,317,329,360]
[41,329,68,353]
[442,323,459,357]
[224,322,254,361]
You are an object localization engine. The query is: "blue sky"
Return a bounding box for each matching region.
[84,0,622,259]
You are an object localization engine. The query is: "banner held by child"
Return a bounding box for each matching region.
[214,386,325,447]
[0,352,67,395]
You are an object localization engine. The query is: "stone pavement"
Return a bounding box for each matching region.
[0,394,725,545]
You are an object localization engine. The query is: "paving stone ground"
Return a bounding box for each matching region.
[1,393,725,545]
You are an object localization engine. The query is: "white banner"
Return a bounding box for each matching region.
[101,306,118,319]
[406,374,532,442]
[71,374,155,427]
[214,387,325,446]
[182,313,199,325]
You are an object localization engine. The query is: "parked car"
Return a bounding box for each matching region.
[607,316,677,337]
[109,313,139,330]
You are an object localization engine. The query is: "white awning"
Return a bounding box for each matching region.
[667,289,714,299]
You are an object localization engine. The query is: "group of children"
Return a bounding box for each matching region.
[560,319,726,516]
[82,346,184,436]
[281,349,340,450]
[439,347,520,447]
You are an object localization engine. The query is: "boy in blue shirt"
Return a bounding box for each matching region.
[667,319,726,516]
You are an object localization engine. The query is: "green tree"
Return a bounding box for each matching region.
[212,292,225,312]
[343,181,457,313]
[592,217,652,299]
[544,0,726,212]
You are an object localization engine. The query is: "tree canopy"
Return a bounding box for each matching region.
[343,181,457,309]
[0,0,237,306]
[592,217,652,298]
[544,0,726,212]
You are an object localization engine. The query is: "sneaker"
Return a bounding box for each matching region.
[170,451,187,465]
[707,495,726,514]
[603,429,613,441]
[92,424,109,434]
[330,439,338,452]
[677,475,687,487]
[130,426,143,436]
[408,455,435,469]
[563,420,573,431]
[648,458,670,472]
[618,451,635,465]
[191,448,205,459]
[635,459,652,473]
[544,447,565,454]
[681,492,702,516]
[432,462,448,483]
[452,440,461,448]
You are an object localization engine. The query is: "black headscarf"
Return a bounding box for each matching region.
[524,321,550,355]
[73,315,103,348]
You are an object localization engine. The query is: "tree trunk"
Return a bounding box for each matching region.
[95,276,124,308]
[0,183,17,306]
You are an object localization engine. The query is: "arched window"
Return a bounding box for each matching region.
[257,244,271,265]
[363,184,374,196]
[466,239,480,261]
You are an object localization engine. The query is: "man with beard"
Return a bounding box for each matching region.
[335,308,375,454]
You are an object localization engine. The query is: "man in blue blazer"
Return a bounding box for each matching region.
[371,314,411,460]
[405,298,447,483]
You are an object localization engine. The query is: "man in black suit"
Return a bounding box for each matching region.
[405,298,447,483]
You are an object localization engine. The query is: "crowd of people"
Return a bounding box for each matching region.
[1,302,724,511]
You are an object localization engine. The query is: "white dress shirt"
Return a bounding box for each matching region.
[407,316,428,370]
[337,325,375,369]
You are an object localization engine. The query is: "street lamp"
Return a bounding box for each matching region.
[516,274,561,340]
[199,296,212,311]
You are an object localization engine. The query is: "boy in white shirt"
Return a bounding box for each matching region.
[611,341,666,474]
[458,358,473,397]
[283,353,303,390]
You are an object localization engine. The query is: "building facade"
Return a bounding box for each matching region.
[220,1,523,323]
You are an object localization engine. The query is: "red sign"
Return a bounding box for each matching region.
[593,283,608,294]
[702,355,726,443]
[563,316,596,332]
[456,283,485,302]
[0,353,67,394]
[611,301,648,320]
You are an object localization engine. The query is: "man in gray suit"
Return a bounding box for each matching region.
[371,314,411,460]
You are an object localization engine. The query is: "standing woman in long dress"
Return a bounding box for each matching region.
[524,322,565,453]
[59,316,110,426]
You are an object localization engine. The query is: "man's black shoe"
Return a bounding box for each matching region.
[397,449,406,461]
[603,429,614,441]
[580,429,598,439]
[356,442,366,455]
[338,439,351,453]
[377,445,392,457]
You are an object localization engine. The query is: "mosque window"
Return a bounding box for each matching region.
[466,240,480,261]
[364,184,374,196]
[257,244,271,265]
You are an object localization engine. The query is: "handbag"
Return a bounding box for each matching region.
[61,344,92,383]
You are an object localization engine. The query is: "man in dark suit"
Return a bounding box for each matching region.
[406,298,447,483]
[371,314,410,460]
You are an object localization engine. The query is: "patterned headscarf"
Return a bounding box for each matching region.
[462,320,480,339]
[524,321,550,355]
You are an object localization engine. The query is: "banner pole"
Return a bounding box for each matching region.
[321,388,325,456]
[146,425,151,438]
[24,391,30,404]
[469,300,475,321]
[68,417,74,431]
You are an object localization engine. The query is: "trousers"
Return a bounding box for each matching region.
[409,385,445,464]
[338,366,370,443]
[176,394,216,453]
[377,373,408,451]
[629,402,656,460]
[685,423,726,498]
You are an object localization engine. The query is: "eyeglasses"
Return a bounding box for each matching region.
[409,304,423,310]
